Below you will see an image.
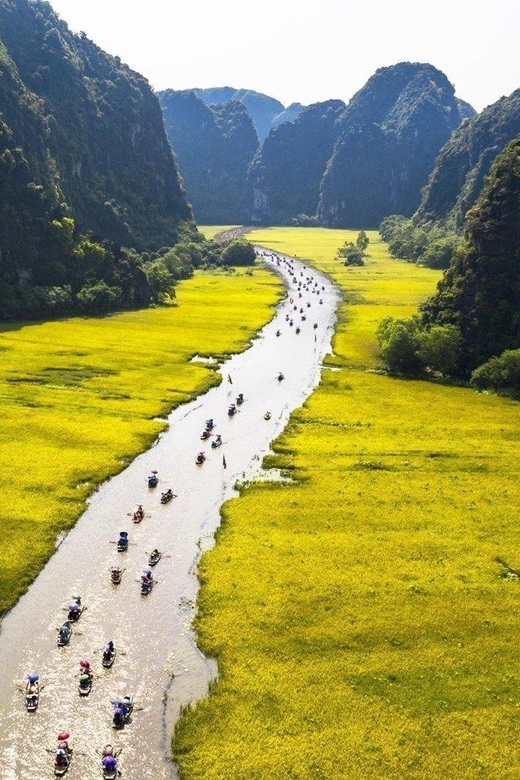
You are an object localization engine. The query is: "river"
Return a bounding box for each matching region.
[0,251,338,779]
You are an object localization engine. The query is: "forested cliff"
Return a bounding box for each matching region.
[416,89,520,228]
[159,90,259,223]
[319,63,473,227]
[0,0,193,318]
[244,100,345,224]
[422,139,520,372]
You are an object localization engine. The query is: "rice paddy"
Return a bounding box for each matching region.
[174,228,520,778]
[0,266,282,616]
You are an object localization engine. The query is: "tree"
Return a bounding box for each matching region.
[471,349,520,391]
[221,240,256,266]
[356,230,369,253]
[377,316,424,373]
[145,261,175,302]
[76,281,122,313]
[337,242,364,266]
[417,325,462,375]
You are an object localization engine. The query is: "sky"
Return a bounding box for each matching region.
[48,0,519,112]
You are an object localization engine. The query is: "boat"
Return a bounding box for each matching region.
[25,675,39,712]
[148,471,158,488]
[132,506,144,523]
[57,622,72,647]
[67,605,83,623]
[102,648,116,669]
[54,748,71,776]
[117,532,128,552]
[160,489,174,504]
[110,567,123,585]
[148,550,162,567]
[112,696,133,729]
[78,673,92,697]
[264,412,272,421]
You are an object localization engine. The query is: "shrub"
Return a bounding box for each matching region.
[417,325,462,375]
[221,240,256,266]
[144,261,175,302]
[337,242,364,266]
[376,316,424,373]
[471,349,520,391]
[76,281,122,313]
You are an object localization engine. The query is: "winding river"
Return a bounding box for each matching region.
[0,251,338,779]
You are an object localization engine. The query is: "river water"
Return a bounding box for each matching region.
[0,252,338,779]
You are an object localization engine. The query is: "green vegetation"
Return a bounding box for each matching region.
[416,88,520,228]
[244,100,345,225]
[377,316,462,376]
[175,227,520,779]
[0,0,193,318]
[319,64,472,228]
[380,215,462,269]
[336,231,369,266]
[159,91,259,224]
[0,266,282,617]
[423,139,520,374]
[192,87,286,142]
[471,349,520,393]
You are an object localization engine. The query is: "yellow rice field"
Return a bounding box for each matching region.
[0,267,282,616]
[174,229,520,779]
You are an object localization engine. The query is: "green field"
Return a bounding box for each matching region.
[175,229,520,778]
[0,267,282,616]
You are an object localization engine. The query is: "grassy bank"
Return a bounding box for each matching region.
[0,266,282,616]
[175,229,520,778]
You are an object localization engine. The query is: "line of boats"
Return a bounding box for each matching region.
[19,251,326,777]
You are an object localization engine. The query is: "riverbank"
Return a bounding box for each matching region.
[0,252,338,780]
[174,229,520,779]
[0,267,282,617]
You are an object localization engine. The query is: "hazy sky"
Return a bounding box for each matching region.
[48,0,519,112]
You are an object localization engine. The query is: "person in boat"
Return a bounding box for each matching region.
[141,569,153,586]
[150,548,160,559]
[79,660,92,678]
[103,641,115,660]
[59,621,71,639]
[26,674,39,693]
[68,603,80,619]
[102,753,117,773]
[56,748,69,767]
[215,434,222,445]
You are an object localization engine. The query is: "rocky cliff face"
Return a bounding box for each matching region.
[422,138,520,370]
[193,87,285,141]
[319,63,474,228]
[0,0,192,263]
[244,100,345,224]
[159,90,259,223]
[271,103,305,130]
[416,89,520,228]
